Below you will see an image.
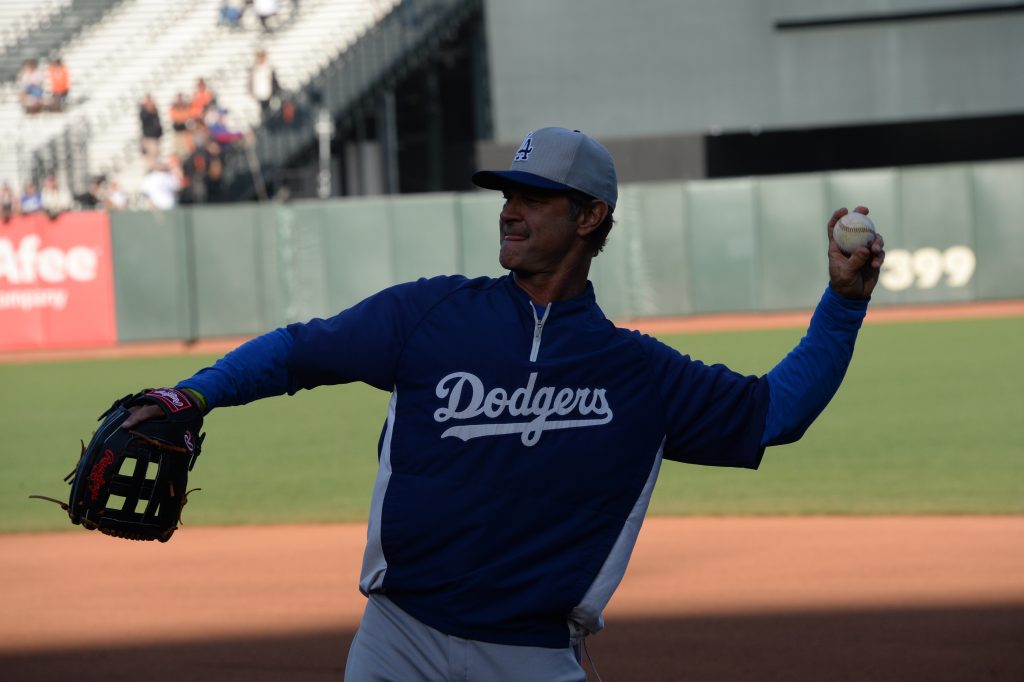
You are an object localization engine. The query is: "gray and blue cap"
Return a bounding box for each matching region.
[472,127,618,209]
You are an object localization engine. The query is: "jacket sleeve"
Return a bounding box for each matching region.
[177,276,463,409]
[645,337,770,469]
[762,286,868,446]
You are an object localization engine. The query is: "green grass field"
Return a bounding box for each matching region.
[3,316,1022,533]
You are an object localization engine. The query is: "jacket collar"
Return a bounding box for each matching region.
[501,273,599,317]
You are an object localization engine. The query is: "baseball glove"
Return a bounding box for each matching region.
[31,388,206,542]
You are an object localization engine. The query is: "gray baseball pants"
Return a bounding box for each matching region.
[344,593,587,681]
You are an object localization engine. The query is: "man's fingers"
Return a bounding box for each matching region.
[844,246,872,271]
[871,232,886,255]
[121,404,162,429]
[827,207,848,243]
[869,233,885,269]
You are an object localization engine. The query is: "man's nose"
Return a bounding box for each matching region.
[500,196,522,221]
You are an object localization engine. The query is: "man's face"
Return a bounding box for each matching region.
[498,186,578,275]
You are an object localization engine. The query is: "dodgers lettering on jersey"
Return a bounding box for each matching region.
[434,371,612,446]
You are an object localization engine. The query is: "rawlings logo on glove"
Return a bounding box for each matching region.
[146,387,193,413]
[87,450,116,502]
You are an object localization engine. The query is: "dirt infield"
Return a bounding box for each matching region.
[1,517,1022,681]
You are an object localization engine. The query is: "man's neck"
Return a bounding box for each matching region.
[511,267,590,306]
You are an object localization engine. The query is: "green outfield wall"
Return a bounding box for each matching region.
[111,159,1024,342]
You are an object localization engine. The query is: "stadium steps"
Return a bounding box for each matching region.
[0,0,70,56]
[107,0,398,197]
[225,0,478,199]
[1,0,460,205]
[0,0,212,191]
[0,0,124,83]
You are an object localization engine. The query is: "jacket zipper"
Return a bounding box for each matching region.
[529,302,551,362]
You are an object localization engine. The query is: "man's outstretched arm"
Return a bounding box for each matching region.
[762,206,885,446]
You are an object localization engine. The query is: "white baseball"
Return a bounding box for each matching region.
[834,212,876,255]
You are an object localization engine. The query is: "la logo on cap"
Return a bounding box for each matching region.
[514,133,534,161]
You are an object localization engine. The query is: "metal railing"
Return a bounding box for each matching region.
[225,0,480,198]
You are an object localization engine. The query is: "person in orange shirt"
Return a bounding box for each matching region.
[48,57,70,110]
[169,92,193,159]
[190,78,215,121]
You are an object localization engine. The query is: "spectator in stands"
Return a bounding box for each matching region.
[75,175,128,211]
[280,95,297,127]
[249,49,281,119]
[219,0,246,28]
[206,106,246,146]
[75,176,106,210]
[20,180,43,213]
[47,57,70,111]
[104,180,128,210]
[179,120,225,204]
[41,173,72,219]
[19,60,45,114]
[254,0,280,32]
[141,159,183,210]
[1,181,18,223]
[169,92,193,159]
[139,94,164,168]
[190,78,216,122]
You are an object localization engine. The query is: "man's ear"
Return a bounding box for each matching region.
[575,200,609,237]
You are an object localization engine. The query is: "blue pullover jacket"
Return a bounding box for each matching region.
[179,275,867,648]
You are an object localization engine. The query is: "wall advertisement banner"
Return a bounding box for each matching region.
[0,212,117,351]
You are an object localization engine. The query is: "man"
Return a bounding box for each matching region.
[249,48,280,119]
[1,180,17,222]
[168,92,192,159]
[139,94,164,168]
[18,59,44,113]
[19,179,42,214]
[123,128,884,681]
[253,0,280,32]
[190,78,216,122]
[47,57,70,110]
[40,173,71,219]
[218,0,245,28]
[140,159,182,210]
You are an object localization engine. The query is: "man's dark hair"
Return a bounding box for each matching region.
[567,190,615,257]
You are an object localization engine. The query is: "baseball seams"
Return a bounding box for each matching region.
[834,213,876,254]
[838,225,873,239]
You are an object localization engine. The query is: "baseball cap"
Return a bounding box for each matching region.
[472,127,618,209]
